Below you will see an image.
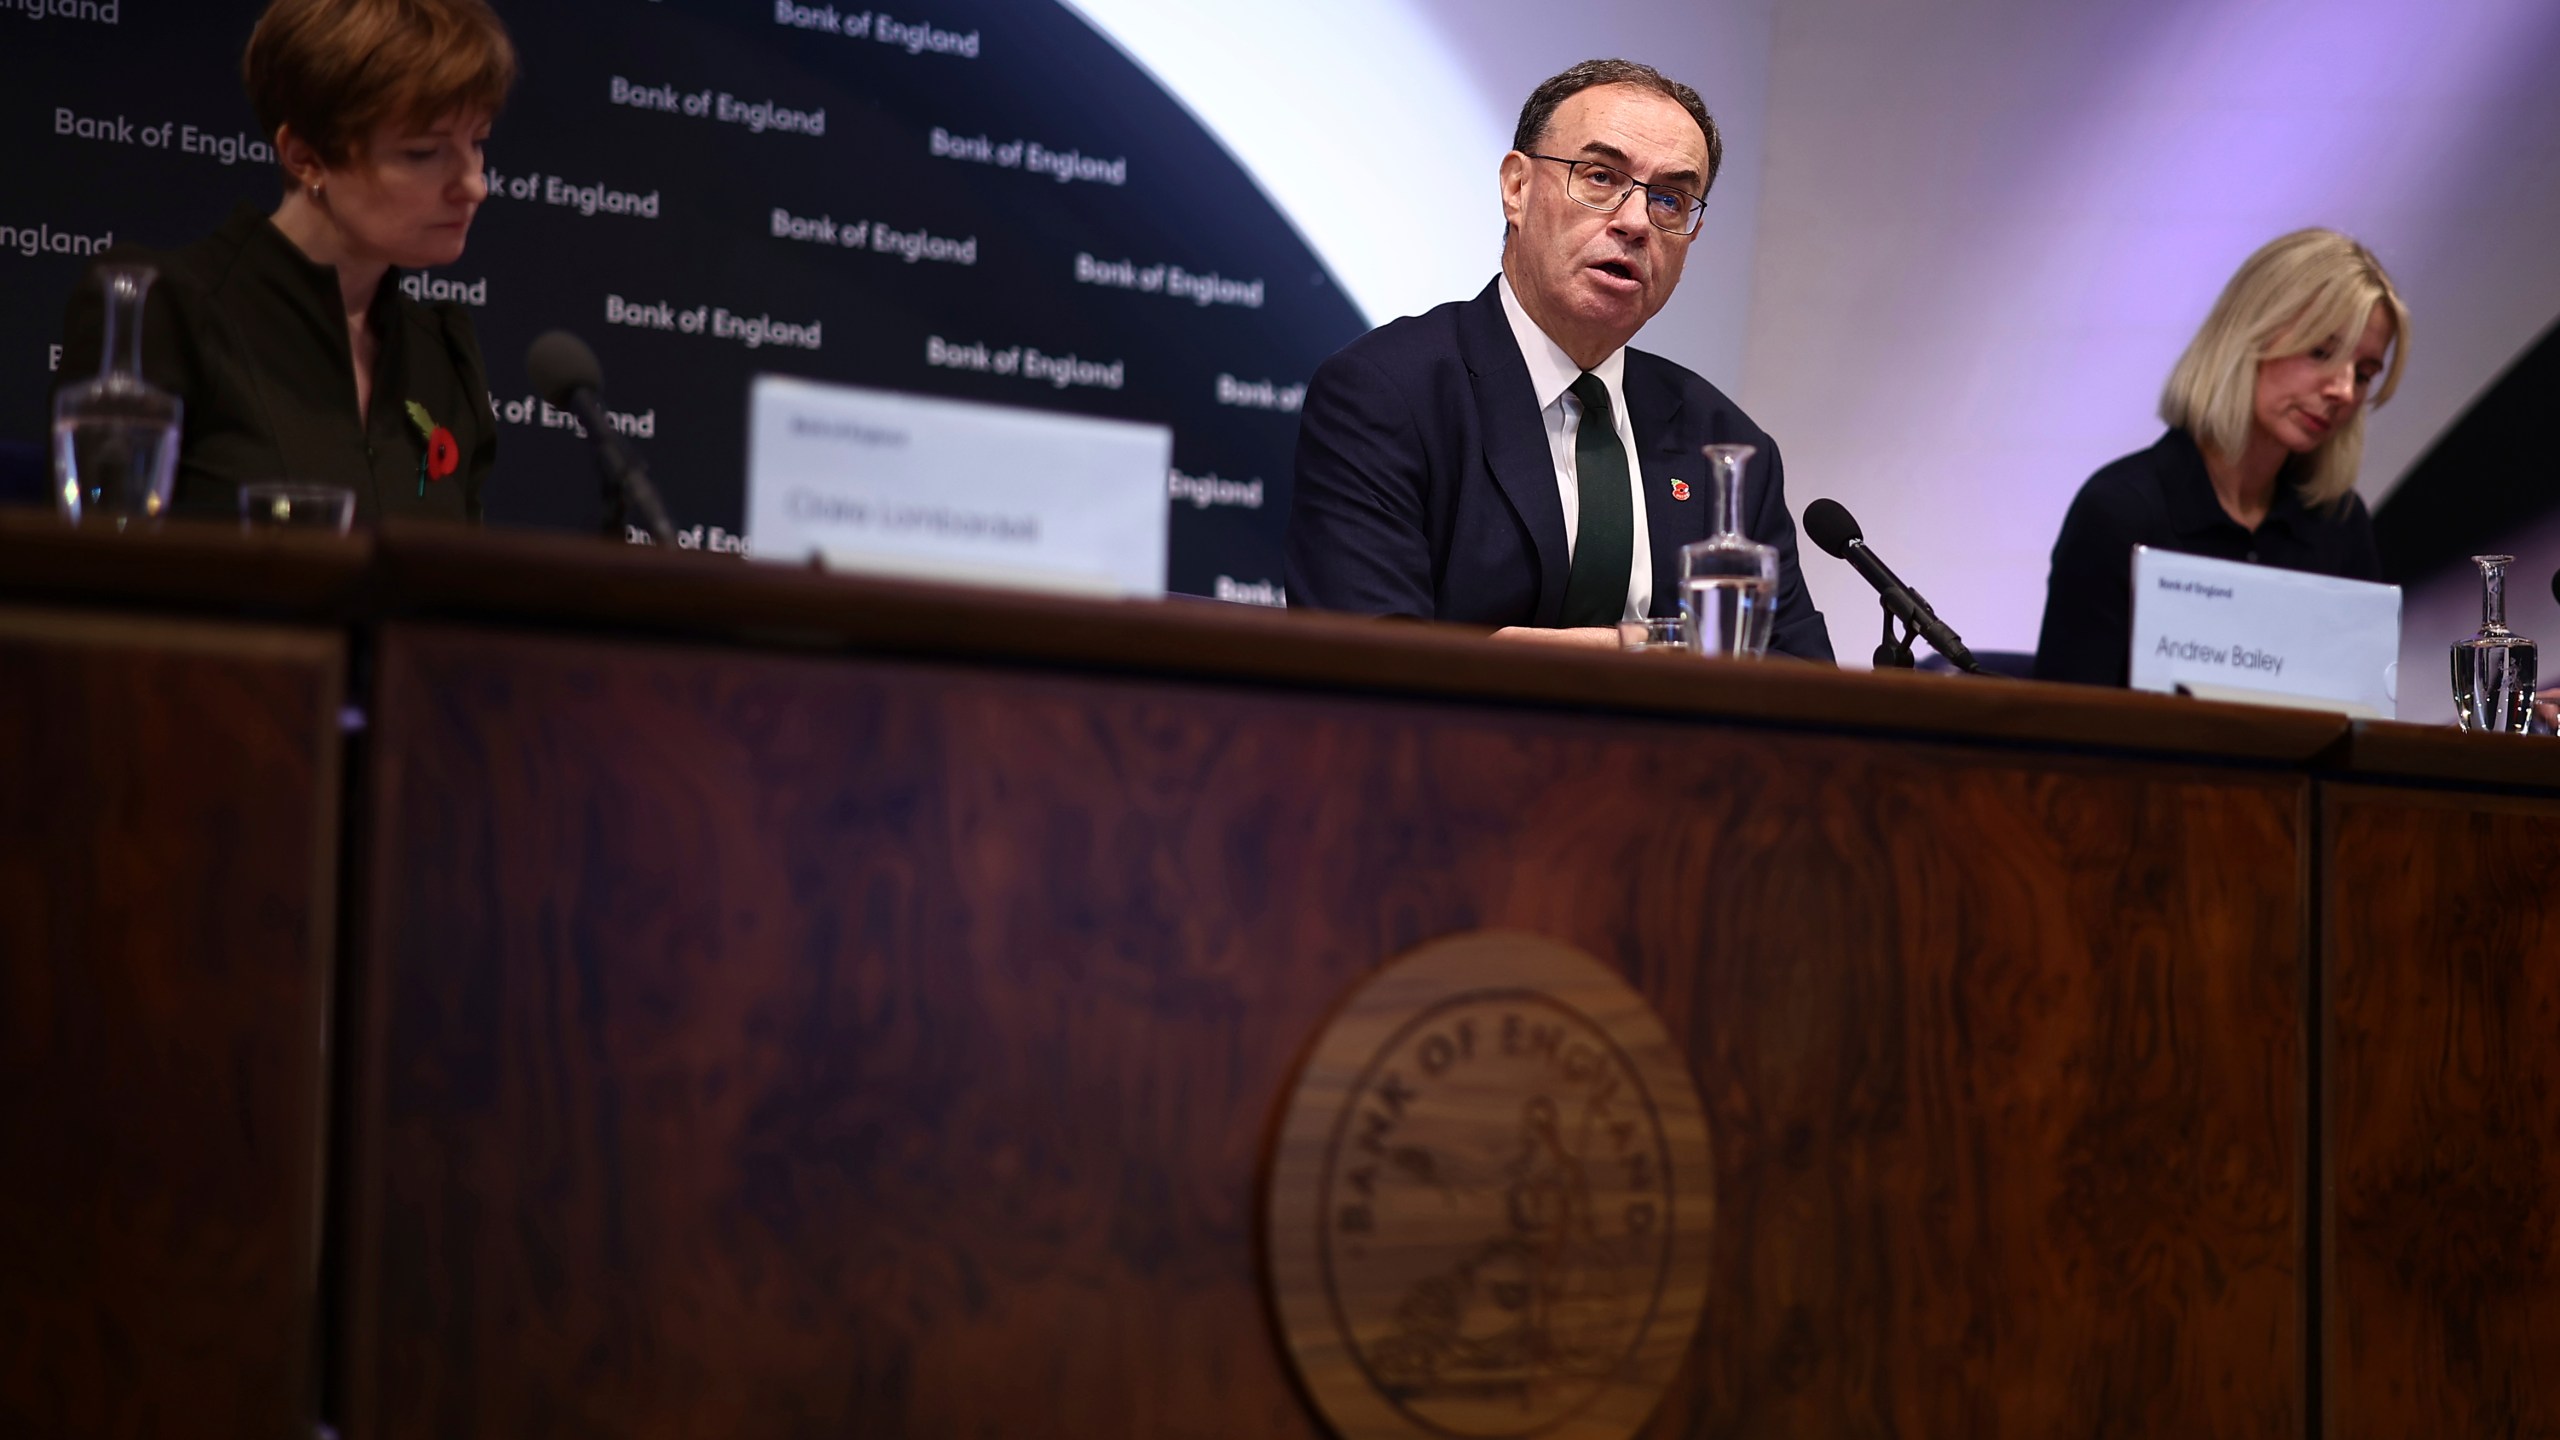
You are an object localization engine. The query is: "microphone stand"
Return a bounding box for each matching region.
[1875,603,1917,669]
[598,471,629,542]
[565,391,675,548]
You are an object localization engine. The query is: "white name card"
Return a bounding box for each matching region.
[2128,546,2400,717]
[746,374,1172,597]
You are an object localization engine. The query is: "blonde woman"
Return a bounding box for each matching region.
[2034,229,2408,686]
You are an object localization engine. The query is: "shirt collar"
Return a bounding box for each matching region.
[1498,272,1626,411]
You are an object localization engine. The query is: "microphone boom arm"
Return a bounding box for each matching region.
[1802,497,1996,676]
[1843,538,1983,672]
[526,329,678,550]
[566,390,677,548]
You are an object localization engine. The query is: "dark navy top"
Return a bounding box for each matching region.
[2033,427,2380,687]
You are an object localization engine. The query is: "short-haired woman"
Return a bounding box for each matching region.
[58,0,515,523]
[2034,228,2409,686]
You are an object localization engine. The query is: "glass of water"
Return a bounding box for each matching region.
[239,483,356,535]
[53,264,182,528]
[1618,614,1687,652]
[1679,443,1778,658]
[2451,554,2537,733]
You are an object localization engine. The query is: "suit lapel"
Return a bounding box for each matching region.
[1456,282,1572,626]
[1627,353,1700,618]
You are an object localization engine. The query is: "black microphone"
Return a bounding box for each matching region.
[526,330,677,549]
[1802,498,1986,674]
[2551,566,2560,611]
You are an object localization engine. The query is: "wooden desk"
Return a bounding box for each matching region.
[3,514,2553,1438]
[2321,722,2560,1439]
[0,596,344,1440]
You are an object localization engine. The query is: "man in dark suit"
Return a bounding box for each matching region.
[1286,59,1833,661]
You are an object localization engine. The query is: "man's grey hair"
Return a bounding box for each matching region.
[1511,58,1722,198]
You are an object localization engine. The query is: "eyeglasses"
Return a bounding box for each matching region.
[1526,154,1706,236]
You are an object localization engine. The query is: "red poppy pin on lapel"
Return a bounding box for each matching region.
[1670,479,1692,501]
[405,401,460,497]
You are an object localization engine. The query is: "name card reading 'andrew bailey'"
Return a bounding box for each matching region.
[745,374,1171,597]
[2128,546,2400,717]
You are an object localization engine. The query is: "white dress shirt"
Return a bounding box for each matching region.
[1496,273,1651,622]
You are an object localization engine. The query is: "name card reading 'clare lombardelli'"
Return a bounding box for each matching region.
[745,373,1172,598]
[2128,546,2401,717]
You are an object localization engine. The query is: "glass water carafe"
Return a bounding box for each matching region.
[1678,443,1778,658]
[2451,554,2537,733]
[53,264,182,526]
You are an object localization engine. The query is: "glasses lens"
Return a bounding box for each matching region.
[1570,162,1628,208]
[1646,189,1702,235]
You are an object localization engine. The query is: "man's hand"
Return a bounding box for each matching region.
[1492,625,1622,650]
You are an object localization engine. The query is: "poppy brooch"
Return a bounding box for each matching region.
[1670,479,1692,501]
[405,400,460,497]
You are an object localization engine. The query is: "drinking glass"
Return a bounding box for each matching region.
[54,264,182,528]
[1618,614,1687,652]
[2451,554,2537,733]
[1678,443,1778,658]
[239,483,356,535]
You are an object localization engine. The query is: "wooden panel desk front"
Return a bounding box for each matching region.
[19,520,2560,1438]
[0,602,344,1440]
[2322,723,2560,1440]
[329,531,2332,1439]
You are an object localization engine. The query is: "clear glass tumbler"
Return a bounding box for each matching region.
[54,264,182,528]
[1618,614,1687,652]
[1678,443,1778,658]
[239,482,356,535]
[2451,553,2537,733]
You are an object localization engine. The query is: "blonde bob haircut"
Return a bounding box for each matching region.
[244,0,516,178]
[2159,228,2409,510]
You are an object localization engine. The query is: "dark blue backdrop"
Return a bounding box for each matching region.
[2,0,1368,600]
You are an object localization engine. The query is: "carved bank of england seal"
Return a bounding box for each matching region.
[1264,932,1714,1440]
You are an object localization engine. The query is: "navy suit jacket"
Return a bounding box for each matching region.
[1285,279,1833,662]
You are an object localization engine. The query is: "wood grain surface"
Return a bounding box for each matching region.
[343,620,2306,1438]
[0,515,2355,768]
[2333,719,2560,792]
[365,519,2350,766]
[1264,932,1718,1440]
[2326,784,2560,1439]
[0,510,373,620]
[0,607,344,1440]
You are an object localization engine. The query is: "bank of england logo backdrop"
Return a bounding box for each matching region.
[0,0,1366,600]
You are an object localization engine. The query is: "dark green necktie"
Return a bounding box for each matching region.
[1559,371,1633,627]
